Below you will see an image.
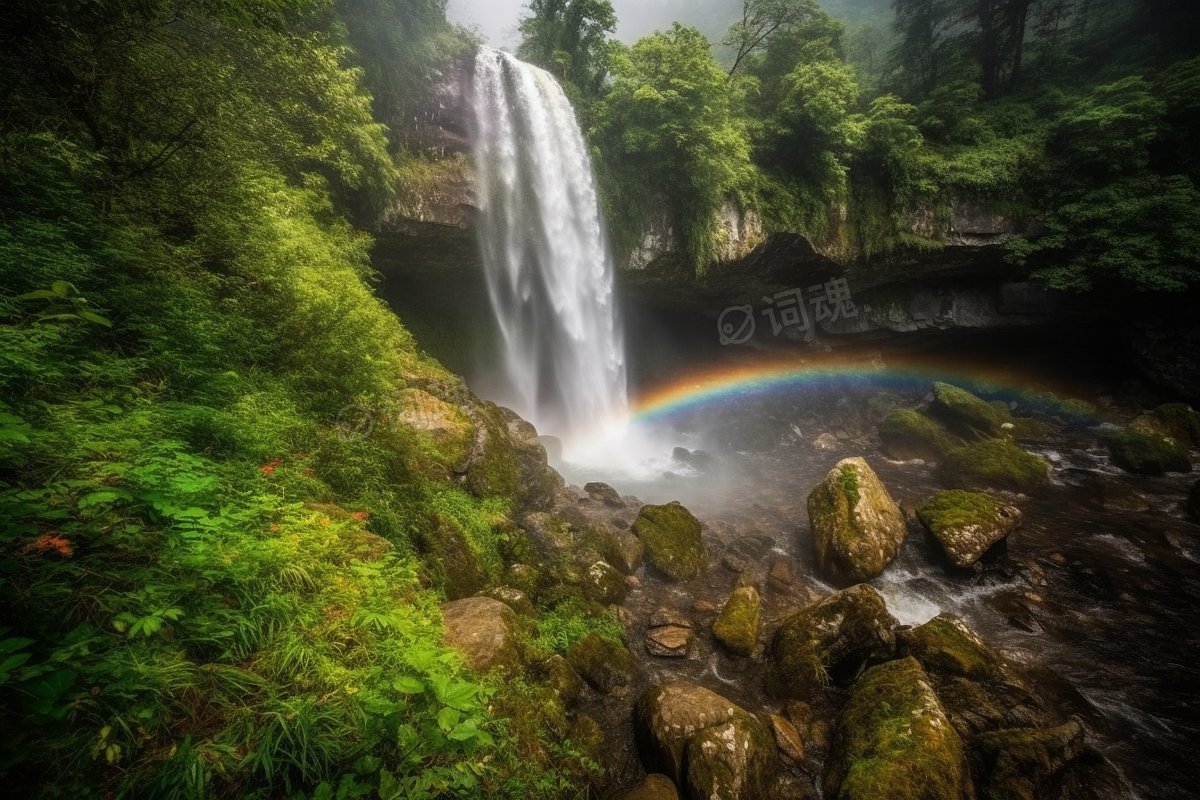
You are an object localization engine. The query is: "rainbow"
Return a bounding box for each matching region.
[630,353,1096,422]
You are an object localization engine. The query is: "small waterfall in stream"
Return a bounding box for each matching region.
[470,47,627,448]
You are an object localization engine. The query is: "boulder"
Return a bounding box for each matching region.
[722,532,775,572]
[975,720,1089,800]
[633,502,708,581]
[635,681,776,798]
[521,511,574,556]
[581,522,645,574]
[941,438,1051,492]
[1104,429,1191,476]
[481,586,535,617]
[712,585,761,656]
[878,409,961,461]
[823,657,966,800]
[441,597,522,673]
[537,653,585,706]
[807,457,907,584]
[584,481,625,506]
[929,381,1011,439]
[898,614,1005,682]
[622,774,680,800]
[766,584,897,700]
[1149,402,1200,447]
[917,490,1022,567]
[568,633,639,694]
[583,559,627,605]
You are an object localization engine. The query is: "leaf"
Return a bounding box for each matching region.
[392,675,425,695]
[78,310,112,328]
[15,290,59,302]
[436,706,460,732]
[51,280,74,297]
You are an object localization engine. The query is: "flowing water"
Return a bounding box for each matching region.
[470,48,627,444]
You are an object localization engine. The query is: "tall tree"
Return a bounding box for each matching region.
[517,0,616,96]
[724,0,826,76]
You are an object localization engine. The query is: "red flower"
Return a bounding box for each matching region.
[260,459,282,476]
[319,518,330,528]
[350,511,370,521]
[28,533,73,558]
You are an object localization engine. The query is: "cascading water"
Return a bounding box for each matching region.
[469,47,627,447]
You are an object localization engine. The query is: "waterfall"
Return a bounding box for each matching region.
[469,47,627,445]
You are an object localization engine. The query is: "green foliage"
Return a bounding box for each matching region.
[532,600,624,656]
[518,0,617,98]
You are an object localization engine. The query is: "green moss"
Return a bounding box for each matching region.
[1151,403,1200,447]
[930,382,1012,439]
[824,657,965,800]
[567,633,639,694]
[837,463,862,507]
[900,614,1002,681]
[684,712,776,800]
[941,438,1050,492]
[878,409,962,460]
[918,490,1005,532]
[712,585,761,656]
[632,502,708,581]
[1105,429,1192,476]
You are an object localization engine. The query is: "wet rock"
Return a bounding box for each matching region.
[693,599,717,614]
[917,490,1022,567]
[941,438,1051,492]
[635,681,776,797]
[610,530,646,574]
[813,433,841,451]
[537,654,584,706]
[621,774,680,800]
[899,614,1005,681]
[633,501,708,582]
[767,557,797,591]
[769,713,806,763]
[1104,429,1192,476]
[441,597,522,673]
[975,720,1089,800]
[584,481,624,506]
[568,633,639,694]
[722,532,775,572]
[712,585,761,656]
[808,457,907,585]
[878,409,961,460]
[481,586,535,617]
[1189,480,1200,522]
[583,559,627,605]
[1092,476,1152,512]
[646,625,693,658]
[823,657,966,800]
[1147,402,1200,447]
[521,511,574,556]
[987,590,1043,633]
[766,584,898,700]
[929,381,1011,439]
[650,606,694,629]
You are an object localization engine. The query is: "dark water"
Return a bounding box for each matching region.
[558,345,1200,800]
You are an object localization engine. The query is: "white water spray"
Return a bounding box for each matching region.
[470,47,628,448]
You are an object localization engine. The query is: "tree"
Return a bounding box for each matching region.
[724,0,827,76]
[517,0,616,96]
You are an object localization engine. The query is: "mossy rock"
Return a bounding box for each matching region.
[568,633,639,695]
[685,711,777,800]
[823,657,966,800]
[1189,480,1200,522]
[1150,403,1200,447]
[418,517,488,600]
[621,774,680,800]
[632,501,707,582]
[975,720,1088,800]
[898,613,1004,681]
[766,584,897,700]
[397,388,475,472]
[930,381,1012,439]
[441,596,523,673]
[808,457,907,585]
[1104,429,1192,476]
[917,490,1022,567]
[583,559,627,605]
[879,409,962,461]
[941,438,1051,492]
[580,522,644,575]
[536,654,585,707]
[712,585,761,657]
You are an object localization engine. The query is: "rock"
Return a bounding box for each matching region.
[537,654,585,706]
[506,563,542,599]
[878,409,961,460]
[766,584,897,700]
[1149,402,1200,447]
[635,681,775,797]
[929,381,1011,439]
[419,517,487,600]
[521,511,574,556]
[621,774,680,800]
[583,560,627,605]
[584,481,624,506]
[722,532,775,572]
[767,557,796,590]
[568,633,639,694]
[917,490,1022,567]
[769,714,806,763]
[813,433,841,451]
[539,434,563,464]
[649,607,693,629]
[582,523,645,575]
[646,625,693,658]
[1092,476,1152,512]
[633,501,708,582]
[712,585,761,656]
[1190,480,1200,522]
[975,720,1088,800]
[807,457,907,585]
[685,713,777,800]
[898,614,1004,682]
[823,657,966,800]
[481,586,535,617]
[441,597,522,673]
[941,438,1051,492]
[1104,429,1192,476]
[694,599,717,614]
[397,388,475,472]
